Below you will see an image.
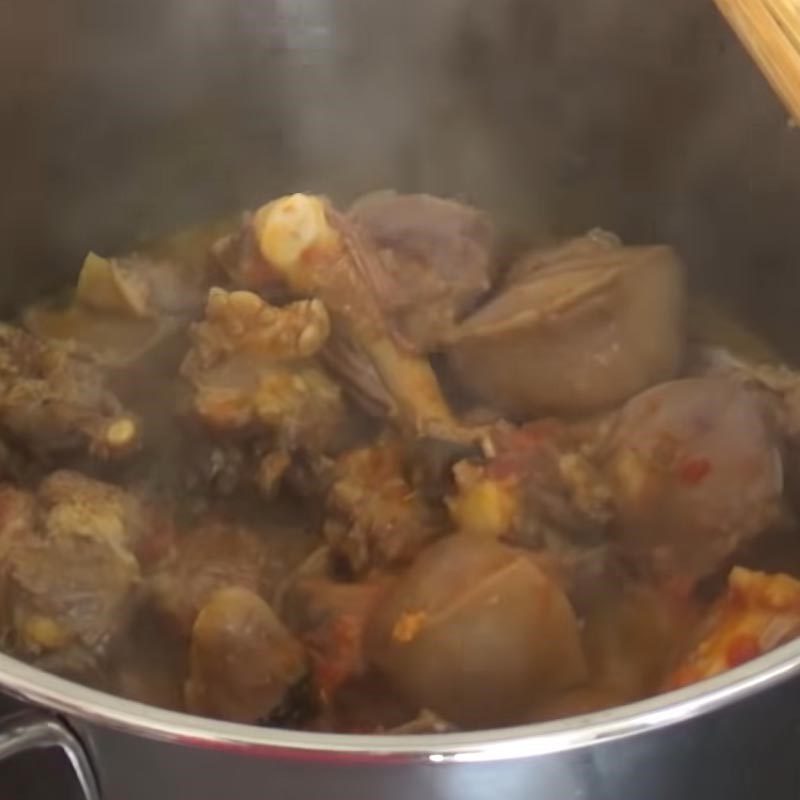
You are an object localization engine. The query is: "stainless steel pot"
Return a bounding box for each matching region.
[4,0,800,797]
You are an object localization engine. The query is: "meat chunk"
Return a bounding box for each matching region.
[185,587,307,724]
[0,323,140,460]
[37,470,173,569]
[8,534,139,662]
[449,421,612,546]
[666,567,800,689]
[323,436,441,576]
[348,191,496,351]
[218,194,480,446]
[577,584,698,701]
[211,211,278,295]
[146,518,314,639]
[181,289,348,491]
[445,231,687,417]
[0,477,146,668]
[0,470,167,566]
[447,421,614,609]
[184,288,332,368]
[365,535,587,728]
[0,470,164,564]
[685,349,800,517]
[319,334,398,420]
[0,471,174,669]
[146,522,274,637]
[605,378,784,584]
[279,549,392,699]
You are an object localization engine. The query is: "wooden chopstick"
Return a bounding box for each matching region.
[714,0,800,123]
[768,0,800,52]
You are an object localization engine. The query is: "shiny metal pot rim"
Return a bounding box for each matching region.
[0,639,797,763]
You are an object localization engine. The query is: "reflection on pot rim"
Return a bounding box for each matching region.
[0,637,798,762]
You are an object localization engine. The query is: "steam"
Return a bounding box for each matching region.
[5,0,800,352]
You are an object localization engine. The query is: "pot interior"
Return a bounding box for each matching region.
[2,0,800,744]
[3,0,800,355]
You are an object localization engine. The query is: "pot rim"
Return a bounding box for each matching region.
[0,637,799,762]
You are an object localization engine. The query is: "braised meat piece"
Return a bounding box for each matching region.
[445,231,687,417]
[686,348,800,516]
[184,289,332,370]
[446,420,614,610]
[348,191,496,351]
[0,470,173,670]
[279,548,393,700]
[185,587,307,724]
[319,334,398,420]
[147,522,273,638]
[218,191,497,353]
[1,470,167,565]
[147,515,314,638]
[366,535,587,728]
[323,436,441,576]
[0,323,140,460]
[181,289,348,493]
[36,470,173,569]
[689,346,800,445]
[8,535,138,662]
[605,378,784,586]
[217,194,482,446]
[666,567,800,689]
[563,583,698,710]
[0,473,151,667]
[449,421,612,546]
[211,211,275,295]
[296,581,379,702]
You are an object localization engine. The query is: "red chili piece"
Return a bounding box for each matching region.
[678,457,712,485]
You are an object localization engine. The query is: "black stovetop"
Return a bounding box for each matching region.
[1,675,799,800]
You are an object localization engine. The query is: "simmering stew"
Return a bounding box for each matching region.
[1,191,799,733]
